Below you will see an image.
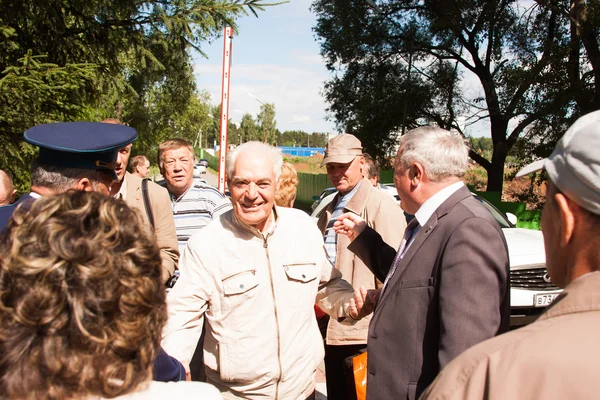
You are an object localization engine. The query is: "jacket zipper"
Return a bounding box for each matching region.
[264,235,282,399]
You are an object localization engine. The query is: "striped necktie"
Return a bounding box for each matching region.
[382,218,419,293]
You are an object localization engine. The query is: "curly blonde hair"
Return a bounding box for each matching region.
[275,162,299,207]
[0,191,167,399]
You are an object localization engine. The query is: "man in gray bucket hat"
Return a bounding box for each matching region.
[421,110,600,399]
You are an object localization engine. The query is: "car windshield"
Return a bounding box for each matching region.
[473,195,514,229]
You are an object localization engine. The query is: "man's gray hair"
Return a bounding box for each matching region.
[31,162,112,192]
[227,142,283,181]
[397,126,469,182]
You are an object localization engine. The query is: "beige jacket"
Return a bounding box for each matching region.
[124,172,179,282]
[162,206,357,400]
[317,179,405,345]
[420,271,600,400]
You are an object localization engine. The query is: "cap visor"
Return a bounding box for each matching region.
[516,159,546,178]
[320,154,357,168]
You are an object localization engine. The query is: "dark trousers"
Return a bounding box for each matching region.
[189,324,207,381]
[324,344,367,400]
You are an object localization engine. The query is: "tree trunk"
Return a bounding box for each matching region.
[486,143,509,192]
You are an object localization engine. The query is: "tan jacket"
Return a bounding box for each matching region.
[162,207,357,400]
[124,172,179,282]
[317,179,405,345]
[420,271,600,400]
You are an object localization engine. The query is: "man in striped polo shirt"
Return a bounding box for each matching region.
[158,139,232,254]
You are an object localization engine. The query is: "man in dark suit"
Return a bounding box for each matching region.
[334,126,510,400]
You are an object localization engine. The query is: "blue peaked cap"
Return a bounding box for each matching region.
[25,122,138,180]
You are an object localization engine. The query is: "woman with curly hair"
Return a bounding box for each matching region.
[275,161,299,208]
[0,191,221,399]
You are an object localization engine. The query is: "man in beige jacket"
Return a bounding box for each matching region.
[162,141,369,399]
[317,134,405,400]
[103,119,179,283]
[421,110,600,400]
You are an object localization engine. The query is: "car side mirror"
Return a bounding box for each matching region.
[312,195,319,201]
[506,213,518,225]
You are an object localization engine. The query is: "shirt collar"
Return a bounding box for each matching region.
[169,179,202,202]
[114,174,127,200]
[231,207,278,239]
[414,181,464,227]
[336,179,362,205]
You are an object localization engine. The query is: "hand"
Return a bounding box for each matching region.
[180,360,191,382]
[348,286,375,320]
[333,212,367,242]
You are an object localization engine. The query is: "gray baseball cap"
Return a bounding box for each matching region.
[516,110,600,215]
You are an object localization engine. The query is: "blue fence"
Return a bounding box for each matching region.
[279,146,325,157]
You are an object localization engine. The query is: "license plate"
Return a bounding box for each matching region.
[534,293,560,307]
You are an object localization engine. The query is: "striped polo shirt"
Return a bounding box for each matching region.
[170,179,232,252]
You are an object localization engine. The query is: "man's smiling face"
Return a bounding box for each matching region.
[228,152,276,232]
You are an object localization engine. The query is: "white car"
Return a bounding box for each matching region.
[193,163,207,177]
[310,190,560,327]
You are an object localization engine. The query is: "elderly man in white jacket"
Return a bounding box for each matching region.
[162,141,368,399]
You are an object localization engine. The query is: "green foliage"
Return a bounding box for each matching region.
[312,0,600,192]
[257,102,277,145]
[0,52,98,192]
[0,0,280,192]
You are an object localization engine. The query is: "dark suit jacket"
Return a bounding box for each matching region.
[349,186,510,400]
[0,193,35,229]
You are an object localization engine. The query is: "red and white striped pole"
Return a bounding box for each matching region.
[218,26,233,193]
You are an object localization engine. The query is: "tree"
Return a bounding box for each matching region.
[239,113,261,142]
[0,52,98,192]
[257,103,277,145]
[312,0,600,192]
[0,0,278,190]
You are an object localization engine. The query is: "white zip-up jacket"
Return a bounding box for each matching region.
[162,206,357,399]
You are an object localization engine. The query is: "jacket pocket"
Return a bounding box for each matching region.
[400,277,434,289]
[407,382,417,400]
[223,269,259,295]
[283,262,318,311]
[283,262,317,283]
[222,269,259,313]
[218,342,234,382]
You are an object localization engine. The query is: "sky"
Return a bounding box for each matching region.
[192,0,337,135]
[192,0,491,138]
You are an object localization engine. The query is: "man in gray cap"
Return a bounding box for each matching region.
[317,133,405,400]
[0,122,137,228]
[421,110,600,399]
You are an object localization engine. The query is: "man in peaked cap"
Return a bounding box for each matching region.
[0,122,137,228]
[0,121,189,384]
[421,110,600,400]
[317,133,405,400]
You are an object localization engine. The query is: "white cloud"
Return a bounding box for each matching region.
[289,51,326,66]
[291,115,312,123]
[194,61,336,133]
